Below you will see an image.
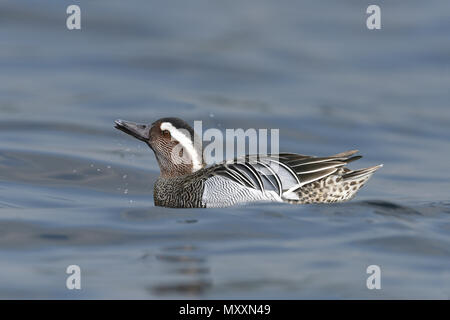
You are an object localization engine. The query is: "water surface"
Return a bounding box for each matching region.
[0,0,449,299]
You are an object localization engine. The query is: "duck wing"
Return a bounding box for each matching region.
[208,150,361,197]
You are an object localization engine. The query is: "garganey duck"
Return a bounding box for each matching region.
[114,117,382,208]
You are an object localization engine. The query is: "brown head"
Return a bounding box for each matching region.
[114,117,204,178]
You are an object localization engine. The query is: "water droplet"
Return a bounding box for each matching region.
[90,164,94,167]
[124,189,128,194]
[107,165,111,169]
[97,168,101,172]
[209,113,215,118]
[122,174,127,179]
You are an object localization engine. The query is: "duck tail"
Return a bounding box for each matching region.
[342,164,383,181]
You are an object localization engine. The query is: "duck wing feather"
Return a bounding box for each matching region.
[207,150,361,196]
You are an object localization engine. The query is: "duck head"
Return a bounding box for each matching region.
[115,117,204,178]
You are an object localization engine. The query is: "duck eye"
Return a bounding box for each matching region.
[162,130,170,138]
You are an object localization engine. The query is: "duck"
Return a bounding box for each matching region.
[114,117,382,208]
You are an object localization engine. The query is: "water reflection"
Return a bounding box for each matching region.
[1,0,450,299]
[150,245,212,297]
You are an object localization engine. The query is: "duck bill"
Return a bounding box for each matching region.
[114,119,150,142]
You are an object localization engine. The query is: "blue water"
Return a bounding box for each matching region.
[0,0,449,299]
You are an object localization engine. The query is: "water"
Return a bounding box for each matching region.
[1,0,449,299]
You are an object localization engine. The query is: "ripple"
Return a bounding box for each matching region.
[363,200,422,215]
[150,280,212,296]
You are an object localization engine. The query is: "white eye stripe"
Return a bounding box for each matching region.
[160,122,202,171]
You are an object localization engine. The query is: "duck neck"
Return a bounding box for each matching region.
[156,157,195,178]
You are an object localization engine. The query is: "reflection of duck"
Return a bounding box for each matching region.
[115,117,382,208]
[152,245,211,296]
